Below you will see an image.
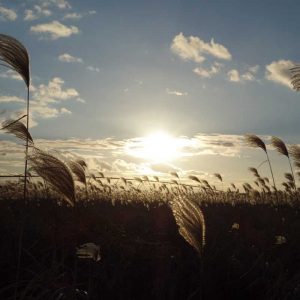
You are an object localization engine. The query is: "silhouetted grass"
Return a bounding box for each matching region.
[0,182,300,300]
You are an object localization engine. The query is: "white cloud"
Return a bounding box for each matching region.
[248,65,260,74]
[60,107,71,114]
[76,98,86,103]
[0,6,17,21]
[171,32,232,63]
[24,5,51,21]
[241,72,255,81]
[41,0,71,9]
[63,10,97,20]
[86,66,100,72]
[166,88,188,96]
[30,21,79,40]
[228,65,259,83]
[33,77,79,103]
[63,12,82,20]
[149,163,180,174]
[2,77,84,124]
[0,96,24,103]
[193,62,222,78]
[265,59,294,89]
[58,53,83,63]
[227,69,240,82]
[0,70,22,81]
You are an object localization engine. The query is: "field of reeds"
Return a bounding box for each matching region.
[1,34,300,299]
[1,176,300,300]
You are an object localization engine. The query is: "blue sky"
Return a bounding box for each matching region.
[1,0,300,187]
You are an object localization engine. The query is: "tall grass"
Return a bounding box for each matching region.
[245,134,279,202]
[0,34,30,201]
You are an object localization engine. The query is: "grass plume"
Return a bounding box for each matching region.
[271,136,297,195]
[0,34,30,87]
[171,196,205,255]
[1,118,33,144]
[245,134,277,198]
[290,65,300,91]
[29,148,75,206]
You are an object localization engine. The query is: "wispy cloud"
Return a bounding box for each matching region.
[171,32,232,63]
[0,5,17,21]
[0,133,247,178]
[41,0,71,10]
[30,21,79,40]
[86,66,100,72]
[192,133,244,157]
[265,60,294,89]
[63,10,97,20]
[63,12,82,20]
[166,88,188,96]
[24,5,51,21]
[0,70,22,81]
[58,53,83,63]
[0,96,24,103]
[193,62,222,78]
[228,65,259,83]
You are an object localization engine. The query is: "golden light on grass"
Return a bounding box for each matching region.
[126,131,192,163]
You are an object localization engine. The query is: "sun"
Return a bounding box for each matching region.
[127,131,183,163]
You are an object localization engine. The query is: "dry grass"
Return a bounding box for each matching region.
[171,196,205,255]
[1,118,33,144]
[0,33,30,87]
[28,148,75,206]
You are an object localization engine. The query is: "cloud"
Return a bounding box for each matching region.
[63,10,97,20]
[0,133,250,180]
[41,0,71,9]
[166,88,188,96]
[171,32,232,63]
[228,65,259,83]
[265,59,294,89]
[58,53,83,63]
[24,5,51,21]
[0,5,17,21]
[60,107,71,114]
[192,133,244,157]
[30,21,79,40]
[193,62,222,78]
[0,70,22,81]
[2,77,84,124]
[86,66,100,72]
[227,69,240,82]
[33,77,79,103]
[63,12,82,20]
[0,96,24,103]
[149,163,180,174]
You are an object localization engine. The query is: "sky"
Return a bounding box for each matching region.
[1,0,300,188]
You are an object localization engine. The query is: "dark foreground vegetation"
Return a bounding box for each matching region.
[0,187,300,300]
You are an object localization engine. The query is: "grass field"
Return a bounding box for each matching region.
[0,181,300,300]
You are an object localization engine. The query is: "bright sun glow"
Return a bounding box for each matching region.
[127,131,189,163]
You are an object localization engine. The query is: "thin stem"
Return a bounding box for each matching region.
[0,114,27,130]
[288,156,299,200]
[23,87,29,202]
[266,151,278,204]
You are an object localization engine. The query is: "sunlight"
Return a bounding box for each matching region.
[127,131,185,163]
